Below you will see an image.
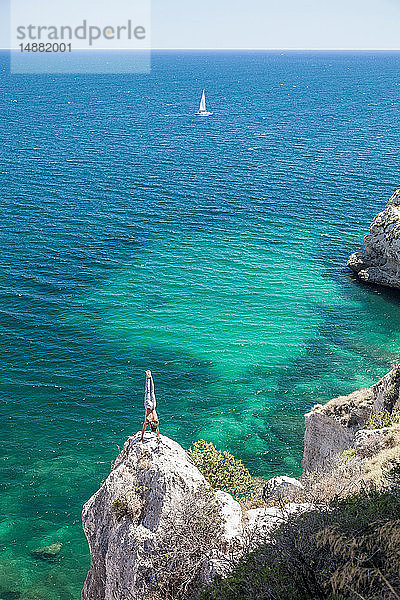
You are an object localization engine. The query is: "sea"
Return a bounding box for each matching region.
[1,50,400,599]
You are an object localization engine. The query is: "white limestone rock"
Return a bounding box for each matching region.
[262,476,304,502]
[302,388,373,473]
[214,489,243,546]
[82,364,400,600]
[347,189,400,289]
[81,433,243,600]
[354,426,400,458]
[245,503,315,549]
[372,366,400,413]
[302,365,400,474]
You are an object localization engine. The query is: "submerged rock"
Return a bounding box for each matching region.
[0,560,22,599]
[30,542,62,561]
[347,189,400,289]
[1,592,21,600]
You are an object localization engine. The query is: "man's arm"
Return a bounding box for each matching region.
[141,421,148,441]
[151,409,160,438]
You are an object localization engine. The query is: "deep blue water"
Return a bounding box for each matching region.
[1,51,400,598]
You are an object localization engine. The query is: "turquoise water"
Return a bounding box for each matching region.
[1,51,400,598]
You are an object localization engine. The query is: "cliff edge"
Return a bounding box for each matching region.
[82,434,243,600]
[82,433,311,600]
[348,189,400,288]
[303,365,400,472]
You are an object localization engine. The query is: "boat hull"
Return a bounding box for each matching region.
[195,111,213,116]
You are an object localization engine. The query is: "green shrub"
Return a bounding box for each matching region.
[187,440,255,499]
[341,448,356,463]
[364,410,400,430]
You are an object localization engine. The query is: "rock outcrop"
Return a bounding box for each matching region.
[372,366,400,413]
[245,503,314,548]
[302,365,400,473]
[82,365,400,599]
[348,189,400,288]
[81,434,232,600]
[82,433,311,600]
[262,476,304,502]
[353,425,400,458]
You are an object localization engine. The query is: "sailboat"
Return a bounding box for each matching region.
[195,89,213,116]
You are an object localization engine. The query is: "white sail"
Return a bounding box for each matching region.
[199,90,206,112]
[195,89,213,116]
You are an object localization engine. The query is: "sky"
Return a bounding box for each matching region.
[152,0,400,49]
[2,0,400,50]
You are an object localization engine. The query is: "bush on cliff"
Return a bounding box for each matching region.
[187,440,255,499]
[365,409,400,430]
[201,462,400,600]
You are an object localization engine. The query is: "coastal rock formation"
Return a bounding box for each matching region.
[82,433,311,600]
[81,433,236,600]
[372,366,400,413]
[302,388,373,472]
[82,366,400,599]
[245,503,314,548]
[347,189,400,288]
[302,365,400,473]
[354,426,400,458]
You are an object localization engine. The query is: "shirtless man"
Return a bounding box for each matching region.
[141,370,160,441]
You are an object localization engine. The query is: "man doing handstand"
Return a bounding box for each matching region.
[141,369,160,441]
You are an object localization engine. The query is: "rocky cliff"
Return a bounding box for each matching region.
[81,434,240,600]
[82,433,310,600]
[348,189,400,288]
[302,365,400,472]
[82,367,400,599]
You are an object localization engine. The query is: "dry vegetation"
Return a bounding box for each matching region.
[112,489,145,523]
[310,388,374,428]
[191,425,400,600]
[201,460,400,600]
[146,486,224,600]
[111,421,400,600]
